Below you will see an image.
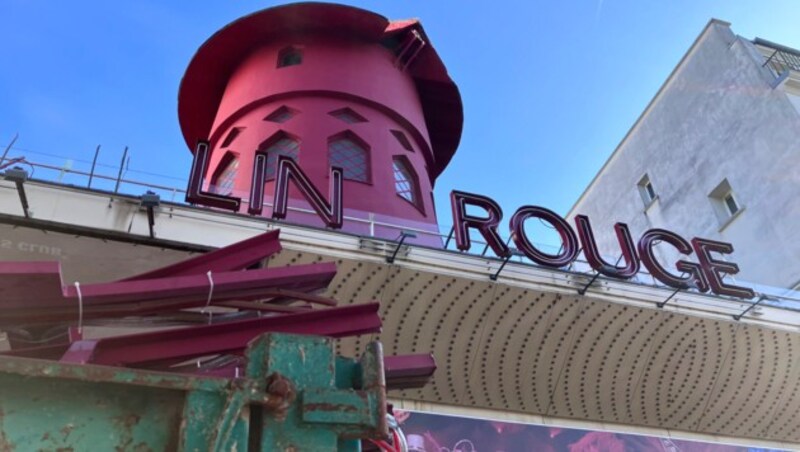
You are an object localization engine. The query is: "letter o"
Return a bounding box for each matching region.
[510,206,579,268]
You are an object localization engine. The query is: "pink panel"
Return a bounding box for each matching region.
[120,230,281,281]
[0,261,65,307]
[0,263,337,325]
[60,302,381,366]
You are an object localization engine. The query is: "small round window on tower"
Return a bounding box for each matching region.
[277,46,303,68]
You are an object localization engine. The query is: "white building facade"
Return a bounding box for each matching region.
[569,20,800,291]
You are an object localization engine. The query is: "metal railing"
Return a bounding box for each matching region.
[754,38,800,78]
[2,145,800,315]
[763,49,800,77]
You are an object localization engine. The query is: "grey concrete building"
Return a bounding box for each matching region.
[568,19,800,291]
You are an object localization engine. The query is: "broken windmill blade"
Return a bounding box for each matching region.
[0,229,437,395]
[189,353,438,391]
[383,354,438,390]
[59,302,383,367]
[0,230,335,351]
[0,229,285,313]
[118,229,282,281]
[0,262,337,326]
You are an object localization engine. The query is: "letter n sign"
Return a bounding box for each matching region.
[254,155,344,229]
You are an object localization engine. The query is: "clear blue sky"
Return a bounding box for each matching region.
[1,1,798,231]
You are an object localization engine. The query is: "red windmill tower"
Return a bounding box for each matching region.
[179,2,463,246]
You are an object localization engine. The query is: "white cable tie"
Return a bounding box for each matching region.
[74,281,83,335]
[202,271,214,324]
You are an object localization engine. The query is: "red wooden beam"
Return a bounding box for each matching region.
[0,343,69,360]
[213,301,314,313]
[383,354,436,378]
[0,231,289,310]
[0,261,64,308]
[0,263,337,325]
[179,353,436,390]
[63,263,337,307]
[120,230,282,281]
[60,302,381,366]
[384,354,437,390]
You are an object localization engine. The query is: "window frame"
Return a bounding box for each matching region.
[327,131,372,185]
[263,105,297,123]
[257,131,301,181]
[723,191,740,216]
[220,127,244,148]
[392,155,424,215]
[708,178,745,230]
[328,107,368,124]
[210,151,239,197]
[390,129,414,152]
[636,173,658,208]
[277,46,303,68]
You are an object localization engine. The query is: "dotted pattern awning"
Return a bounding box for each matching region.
[264,247,800,444]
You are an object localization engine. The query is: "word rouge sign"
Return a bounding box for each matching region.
[186,142,754,300]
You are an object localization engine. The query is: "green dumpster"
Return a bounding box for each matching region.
[0,333,388,451]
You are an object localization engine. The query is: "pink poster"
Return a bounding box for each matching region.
[394,410,781,452]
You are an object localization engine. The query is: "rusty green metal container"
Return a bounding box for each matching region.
[0,333,387,451]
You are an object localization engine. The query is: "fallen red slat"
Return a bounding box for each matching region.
[383,354,436,378]
[384,354,437,389]
[188,353,436,391]
[0,261,64,307]
[0,343,69,360]
[0,263,337,325]
[63,263,337,307]
[120,230,282,281]
[60,302,381,366]
[215,300,315,313]
[0,231,290,310]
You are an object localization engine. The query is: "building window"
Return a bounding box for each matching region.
[709,178,743,227]
[393,156,420,209]
[264,106,296,123]
[328,133,370,183]
[391,129,413,152]
[211,154,238,196]
[220,127,244,148]
[724,192,740,215]
[277,46,302,68]
[259,135,300,180]
[329,107,367,124]
[637,174,657,206]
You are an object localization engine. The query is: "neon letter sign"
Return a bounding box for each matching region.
[449,190,753,299]
[450,190,509,257]
[509,206,579,267]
